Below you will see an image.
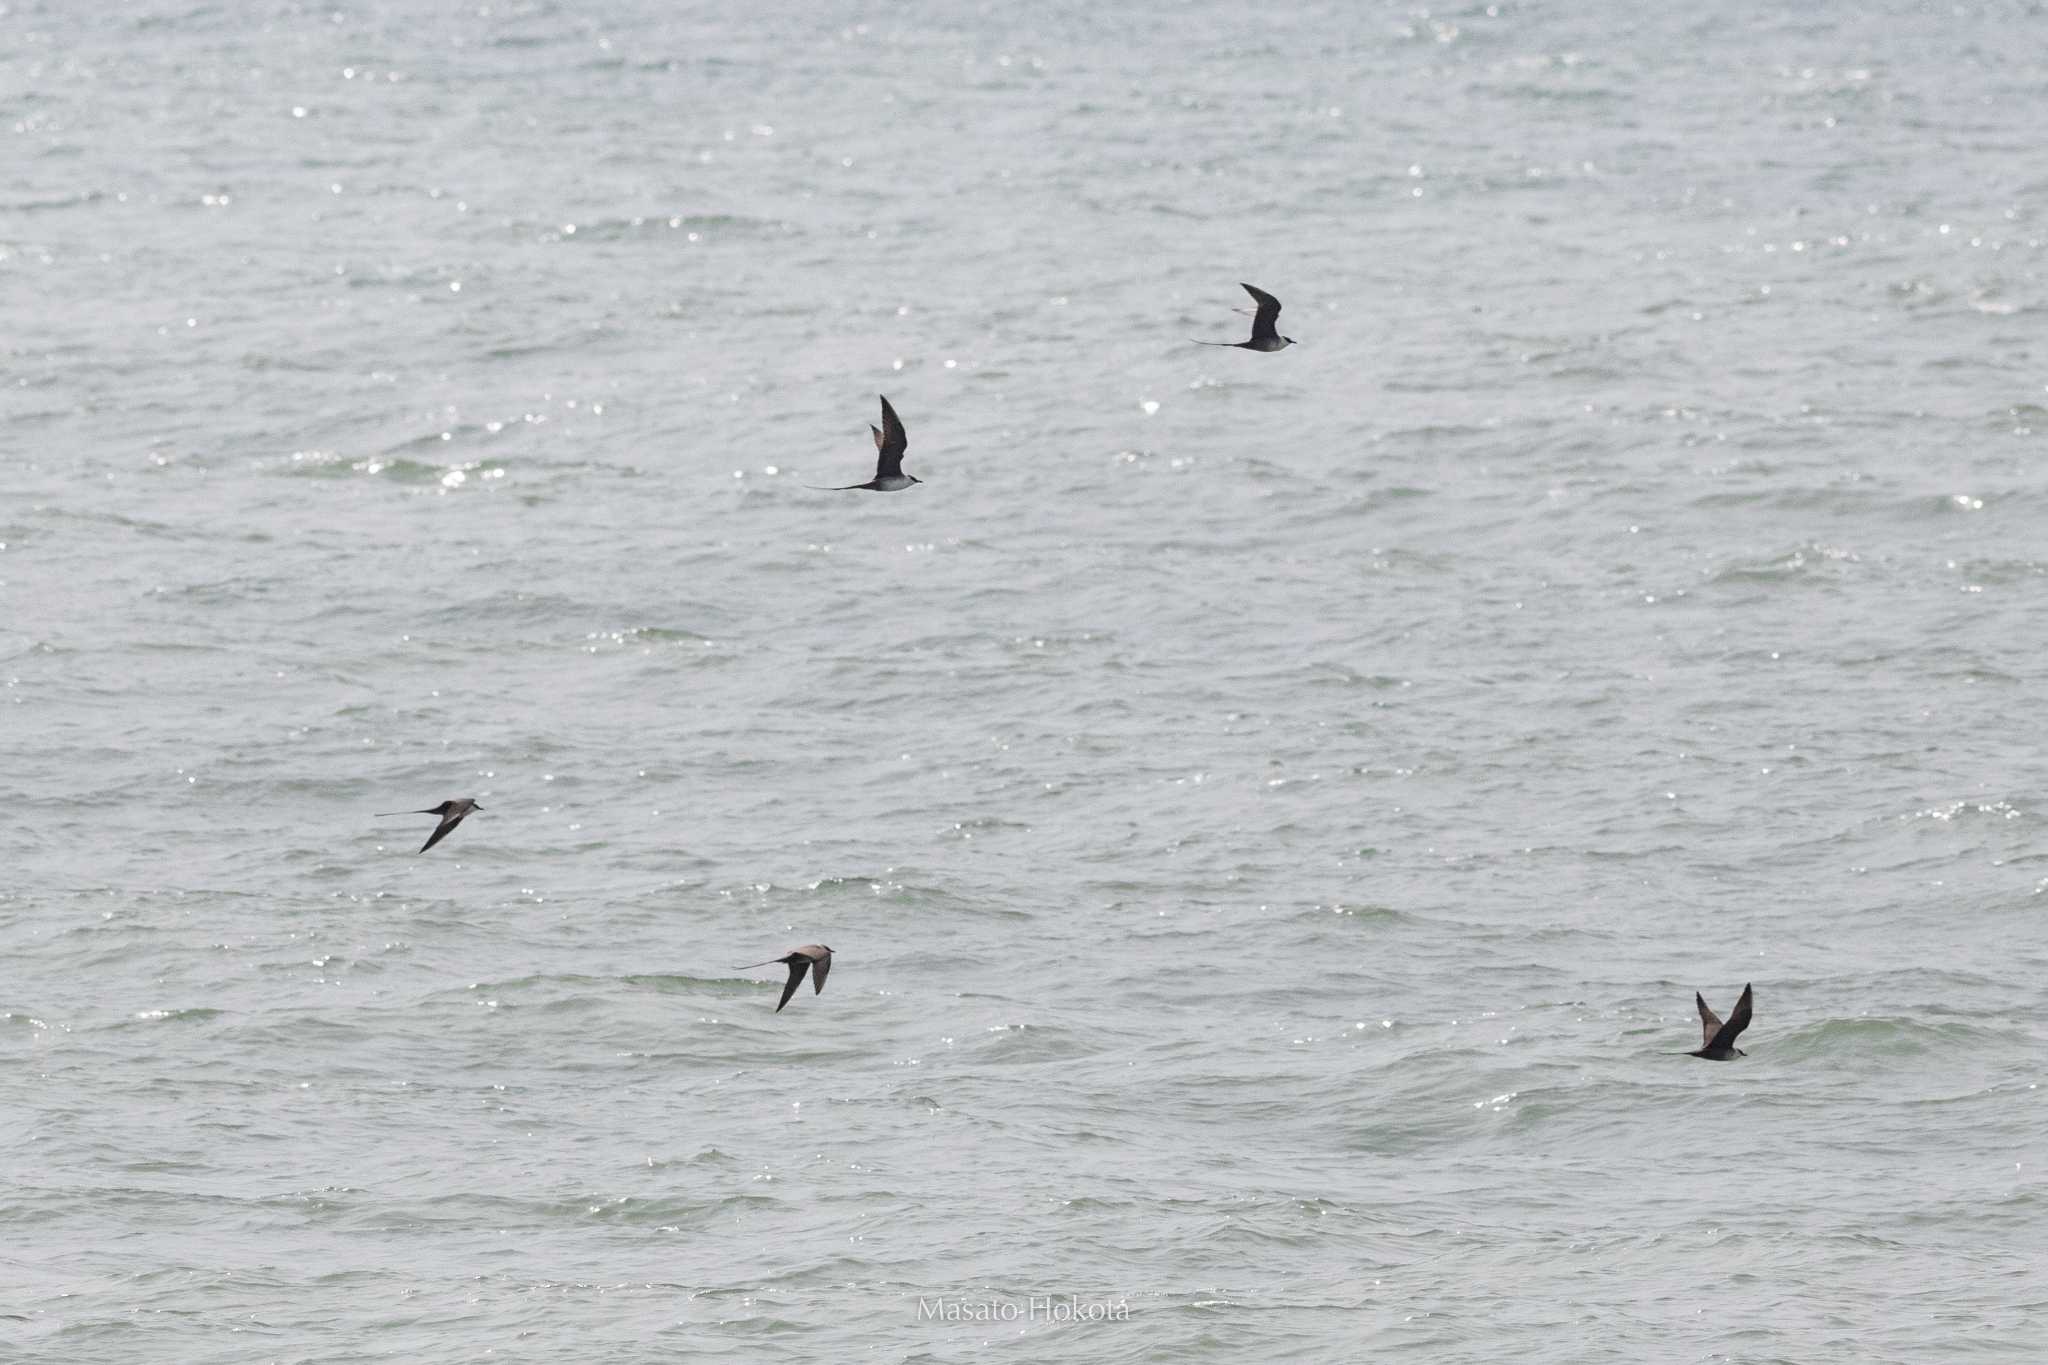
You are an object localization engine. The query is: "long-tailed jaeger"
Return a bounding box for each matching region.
[375,797,481,854]
[812,395,919,491]
[1687,983,1753,1061]
[738,944,833,1012]
[1194,282,1295,352]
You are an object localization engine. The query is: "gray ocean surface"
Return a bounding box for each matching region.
[4,1,2046,1360]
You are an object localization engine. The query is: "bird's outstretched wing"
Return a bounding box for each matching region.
[1695,992,1724,1048]
[419,809,466,853]
[1241,282,1283,341]
[776,958,811,1012]
[1705,984,1752,1053]
[874,395,907,480]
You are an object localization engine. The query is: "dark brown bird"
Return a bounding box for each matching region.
[1193,282,1296,351]
[737,944,833,1012]
[1688,983,1753,1060]
[375,798,481,854]
[810,396,919,491]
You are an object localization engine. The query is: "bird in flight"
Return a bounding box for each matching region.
[811,395,920,491]
[738,944,834,1012]
[1686,983,1753,1060]
[375,798,481,854]
[1194,282,1295,352]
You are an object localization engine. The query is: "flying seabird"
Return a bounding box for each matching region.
[1687,983,1753,1060]
[738,944,833,1012]
[1194,282,1295,352]
[375,797,481,854]
[811,395,920,491]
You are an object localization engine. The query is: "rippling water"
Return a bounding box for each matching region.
[4,1,2045,1360]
